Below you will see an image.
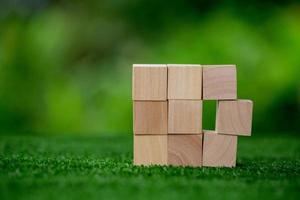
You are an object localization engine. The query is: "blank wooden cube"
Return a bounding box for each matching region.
[216,100,253,136]
[134,101,167,135]
[168,134,203,167]
[168,64,202,100]
[134,135,167,166]
[203,65,237,100]
[168,100,202,134]
[132,64,167,100]
[203,130,237,167]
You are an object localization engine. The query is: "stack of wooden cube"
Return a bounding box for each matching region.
[133,64,253,167]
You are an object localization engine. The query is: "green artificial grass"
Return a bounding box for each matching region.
[0,133,299,200]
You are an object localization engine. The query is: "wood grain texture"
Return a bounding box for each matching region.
[203,131,237,167]
[168,100,202,134]
[203,65,237,100]
[134,135,167,166]
[134,101,168,135]
[216,100,253,136]
[168,134,203,167]
[132,64,167,100]
[168,64,202,100]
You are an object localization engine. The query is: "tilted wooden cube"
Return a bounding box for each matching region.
[168,64,202,100]
[168,100,202,134]
[203,130,237,167]
[203,65,237,100]
[132,64,167,100]
[216,100,253,136]
[133,101,168,135]
[134,134,203,167]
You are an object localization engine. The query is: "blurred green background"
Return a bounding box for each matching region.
[0,0,299,135]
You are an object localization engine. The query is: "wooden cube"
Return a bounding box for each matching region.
[132,64,167,100]
[134,135,167,166]
[203,130,237,167]
[216,100,253,136]
[203,65,237,100]
[168,100,202,134]
[168,64,202,100]
[168,134,203,167]
[134,101,168,135]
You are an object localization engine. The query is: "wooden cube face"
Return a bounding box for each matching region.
[168,135,203,167]
[134,101,168,135]
[168,65,202,100]
[203,131,237,167]
[134,135,167,166]
[132,64,167,100]
[216,100,253,136]
[203,65,237,100]
[168,100,202,134]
